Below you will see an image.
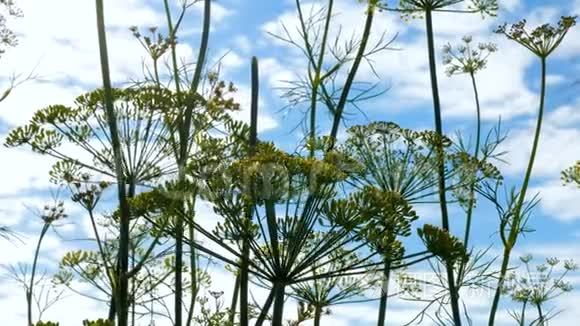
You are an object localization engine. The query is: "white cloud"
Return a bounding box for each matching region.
[0,148,55,195]
[501,0,522,12]
[546,74,566,85]
[0,81,84,127]
[229,83,279,132]
[232,35,252,54]
[217,49,245,71]
[531,181,580,222]
[500,105,580,178]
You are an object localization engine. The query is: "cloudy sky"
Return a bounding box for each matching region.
[1,0,580,325]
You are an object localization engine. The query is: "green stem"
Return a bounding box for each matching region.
[254,287,276,326]
[536,303,545,326]
[228,273,240,324]
[463,72,481,249]
[163,0,181,94]
[488,57,547,326]
[271,282,286,326]
[95,1,132,325]
[377,259,391,326]
[175,2,211,325]
[328,2,375,147]
[424,9,461,325]
[308,0,334,158]
[131,245,136,326]
[314,305,323,326]
[519,301,527,326]
[27,223,49,326]
[186,193,198,326]
[457,72,482,284]
[240,56,260,326]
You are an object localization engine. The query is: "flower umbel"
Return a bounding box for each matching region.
[443,35,497,76]
[377,0,498,19]
[562,160,580,186]
[496,16,577,58]
[41,201,67,224]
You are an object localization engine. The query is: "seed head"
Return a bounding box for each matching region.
[496,16,577,58]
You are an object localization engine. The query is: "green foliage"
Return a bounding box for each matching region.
[343,121,500,209]
[5,87,176,184]
[82,319,114,326]
[343,121,443,201]
[417,224,467,264]
[290,236,375,309]
[34,321,60,326]
[192,295,234,326]
[562,161,580,186]
[377,0,498,19]
[352,186,417,257]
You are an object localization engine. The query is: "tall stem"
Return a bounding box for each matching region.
[163,0,181,94]
[175,1,211,325]
[240,57,260,326]
[271,282,286,326]
[328,3,375,146]
[130,244,136,326]
[186,194,198,326]
[308,0,334,158]
[424,9,462,325]
[457,72,482,284]
[463,72,481,249]
[95,1,132,325]
[377,259,391,326]
[488,57,547,326]
[228,274,240,324]
[314,305,323,326]
[519,301,527,326]
[27,223,49,326]
[536,303,545,326]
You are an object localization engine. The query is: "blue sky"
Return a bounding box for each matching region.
[1,0,580,325]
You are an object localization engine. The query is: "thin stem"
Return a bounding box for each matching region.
[457,72,482,284]
[95,1,132,325]
[87,208,114,297]
[240,56,260,326]
[254,287,276,326]
[536,303,545,326]
[175,1,211,325]
[520,301,527,326]
[463,72,481,249]
[186,194,198,326]
[328,3,375,146]
[228,274,240,325]
[377,259,391,326]
[488,57,547,326]
[308,0,334,158]
[163,0,181,93]
[424,9,461,325]
[27,223,49,326]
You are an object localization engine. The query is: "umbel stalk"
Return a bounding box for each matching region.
[424,8,462,325]
[488,57,547,326]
